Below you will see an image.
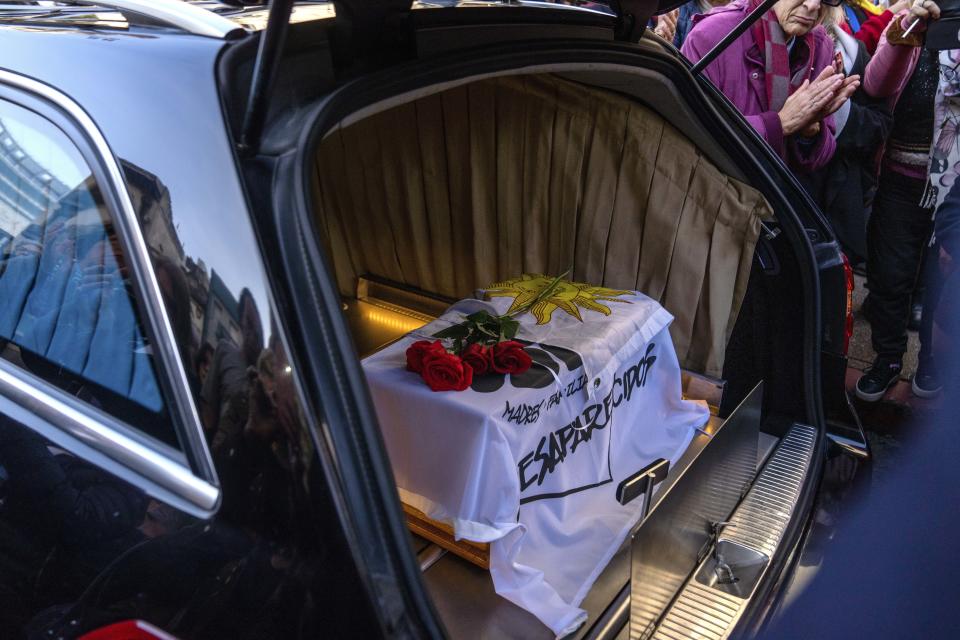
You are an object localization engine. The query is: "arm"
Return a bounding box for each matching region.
[744,112,787,158]
[863,11,924,99]
[683,28,789,158]
[785,36,842,172]
[787,114,837,172]
[680,23,722,86]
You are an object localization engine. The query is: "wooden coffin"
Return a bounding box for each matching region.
[402,503,490,570]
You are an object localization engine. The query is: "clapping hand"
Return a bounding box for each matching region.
[779,66,860,137]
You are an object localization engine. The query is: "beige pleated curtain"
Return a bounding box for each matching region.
[312,74,771,378]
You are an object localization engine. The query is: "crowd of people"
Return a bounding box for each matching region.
[654,0,958,401]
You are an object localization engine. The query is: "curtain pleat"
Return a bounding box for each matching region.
[314,128,360,295]
[519,77,555,277]
[416,93,456,295]
[603,102,660,292]
[495,78,526,282]
[312,74,770,375]
[662,157,723,369]
[441,85,476,295]
[575,92,629,285]
[546,102,589,278]
[468,81,499,292]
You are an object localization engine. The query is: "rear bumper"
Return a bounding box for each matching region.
[744,438,869,636]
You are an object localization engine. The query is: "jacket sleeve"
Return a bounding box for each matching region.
[674,3,696,48]
[786,115,837,172]
[744,112,786,157]
[680,24,720,84]
[864,11,922,99]
[683,28,789,158]
[854,10,894,55]
[837,96,894,154]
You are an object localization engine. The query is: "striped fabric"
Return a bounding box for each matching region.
[750,0,816,112]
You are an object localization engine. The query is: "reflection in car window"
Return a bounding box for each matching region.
[0,99,177,447]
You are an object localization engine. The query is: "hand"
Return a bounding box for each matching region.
[905,0,940,27]
[778,66,844,136]
[819,74,861,119]
[654,9,679,41]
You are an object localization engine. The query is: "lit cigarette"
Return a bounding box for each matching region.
[903,17,921,37]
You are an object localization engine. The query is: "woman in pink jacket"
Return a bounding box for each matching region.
[682,0,860,174]
[855,0,944,401]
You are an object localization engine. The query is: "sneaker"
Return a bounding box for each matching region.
[912,359,942,398]
[855,358,902,402]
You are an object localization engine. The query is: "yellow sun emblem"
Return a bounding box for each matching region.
[485,274,633,325]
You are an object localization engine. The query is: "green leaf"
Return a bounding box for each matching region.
[433,324,470,339]
[466,310,492,323]
[501,319,519,340]
[475,323,499,338]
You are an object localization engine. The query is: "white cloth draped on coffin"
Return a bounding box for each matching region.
[362,288,709,636]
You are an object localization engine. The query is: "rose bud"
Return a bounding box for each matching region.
[406,340,446,373]
[491,340,533,375]
[421,351,474,392]
[461,343,493,376]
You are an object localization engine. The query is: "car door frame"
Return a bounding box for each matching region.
[232,32,832,639]
[0,69,220,518]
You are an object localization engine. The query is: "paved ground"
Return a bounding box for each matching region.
[848,274,922,379]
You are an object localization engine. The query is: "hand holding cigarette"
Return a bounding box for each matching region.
[903,0,941,38]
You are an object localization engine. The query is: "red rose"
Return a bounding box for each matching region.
[491,340,532,375]
[421,351,474,392]
[461,343,493,375]
[406,340,446,373]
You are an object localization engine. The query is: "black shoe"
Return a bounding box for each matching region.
[912,359,942,398]
[855,358,902,402]
[907,302,922,332]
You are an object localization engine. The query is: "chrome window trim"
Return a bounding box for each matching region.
[0,360,219,514]
[65,0,244,38]
[0,68,220,514]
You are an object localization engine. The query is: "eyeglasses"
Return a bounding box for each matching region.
[821,0,844,6]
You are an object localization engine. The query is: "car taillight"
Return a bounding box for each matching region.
[841,253,854,355]
[78,621,178,640]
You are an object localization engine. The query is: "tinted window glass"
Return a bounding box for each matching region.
[0,99,176,447]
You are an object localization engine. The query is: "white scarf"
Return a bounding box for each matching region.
[827,24,859,136]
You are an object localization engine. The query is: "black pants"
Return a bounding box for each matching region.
[919,239,945,364]
[866,170,934,360]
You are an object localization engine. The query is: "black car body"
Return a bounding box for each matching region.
[0,1,865,639]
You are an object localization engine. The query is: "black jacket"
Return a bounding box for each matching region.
[800,40,893,264]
